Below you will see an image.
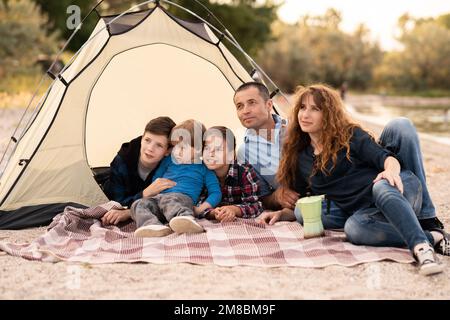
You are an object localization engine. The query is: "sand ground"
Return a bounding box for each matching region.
[0,97,450,300]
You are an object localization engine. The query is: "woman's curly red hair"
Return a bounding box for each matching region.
[277,84,365,190]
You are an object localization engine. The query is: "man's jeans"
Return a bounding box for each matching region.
[294,118,436,249]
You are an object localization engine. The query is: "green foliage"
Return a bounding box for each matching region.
[374,14,450,91]
[0,0,58,79]
[257,9,382,93]
[436,13,450,29]
[33,0,98,52]
[167,0,278,57]
[31,0,277,58]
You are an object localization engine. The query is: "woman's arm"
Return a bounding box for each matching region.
[352,127,396,171]
[257,208,295,225]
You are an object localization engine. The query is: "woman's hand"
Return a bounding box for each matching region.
[256,208,296,225]
[143,178,176,198]
[373,170,404,193]
[374,156,403,193]
[275,187,300,209]
[213,206,241,222]
[256,210,283,225]
[101,209,131,225]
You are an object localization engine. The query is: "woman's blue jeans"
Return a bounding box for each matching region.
[344,170,432,250]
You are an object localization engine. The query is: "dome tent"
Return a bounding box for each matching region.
[0,0,287,229]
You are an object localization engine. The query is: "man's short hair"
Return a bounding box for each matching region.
[144,116,176,138]
[234,81,270,102]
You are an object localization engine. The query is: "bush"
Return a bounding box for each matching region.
[0,0,59,81]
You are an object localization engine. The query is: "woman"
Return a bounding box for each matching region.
[101,116,177,225]
[258,84,449,276]
[199,126,263,221]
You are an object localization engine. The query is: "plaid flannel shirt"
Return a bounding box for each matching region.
[201,161,263,219]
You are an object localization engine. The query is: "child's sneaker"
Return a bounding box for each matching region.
[414,242,445,276]
[134,224,173,237]
[169,216,204,234]
[430,228,450,256]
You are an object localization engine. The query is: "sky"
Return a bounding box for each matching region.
[276,0,450,50]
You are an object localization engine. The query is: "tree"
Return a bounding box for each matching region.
[374,14,450,91]
[167,0,278,58]
[32,0,277,58]
[437,13,450,29]
[33,0,98,52]
[257,9,382,92]
[0,0,58,77]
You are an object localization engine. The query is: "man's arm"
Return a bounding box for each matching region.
[250,169,280,210]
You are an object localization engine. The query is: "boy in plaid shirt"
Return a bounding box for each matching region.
[199,126,263,222]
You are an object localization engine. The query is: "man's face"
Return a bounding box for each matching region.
[234,87,273,130]
[139,132,170,168]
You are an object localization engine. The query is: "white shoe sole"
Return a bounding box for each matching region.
[169,217,204,234]
[419,263,445,276]
[134,225,173,238]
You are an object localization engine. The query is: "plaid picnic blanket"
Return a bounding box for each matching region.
[0,201,414,267]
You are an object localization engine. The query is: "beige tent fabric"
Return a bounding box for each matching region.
[62,19,110,83]
[0,81,68,209]
[0,7,254,211]
[86,44,246,166]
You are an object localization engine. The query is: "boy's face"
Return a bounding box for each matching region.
[140,131,171,169]
[203,135,231,170]
[172,142,196,164]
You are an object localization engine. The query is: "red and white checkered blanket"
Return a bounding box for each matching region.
[0,201,414,267]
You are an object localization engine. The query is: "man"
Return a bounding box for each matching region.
[233,81,444,230]
[101,116,177,225]
[234,82,299,210]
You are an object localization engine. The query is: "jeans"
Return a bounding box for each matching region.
[294,199,349,230]
[378,117,436,219]
[344,170,433,250]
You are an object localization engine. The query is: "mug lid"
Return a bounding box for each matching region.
[296,195,325,204]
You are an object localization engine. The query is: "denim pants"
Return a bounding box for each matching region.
[378,117,436,219]
[344,170,433,250]
[294,118,435,249]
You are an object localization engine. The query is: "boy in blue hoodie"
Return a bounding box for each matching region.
[130,119,221,237]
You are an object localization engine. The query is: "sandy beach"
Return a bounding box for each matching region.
[0,96,449,300]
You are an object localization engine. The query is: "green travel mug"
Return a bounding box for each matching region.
[296,195,325,238]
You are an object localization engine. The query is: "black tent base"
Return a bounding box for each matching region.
[0,203,88,230]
